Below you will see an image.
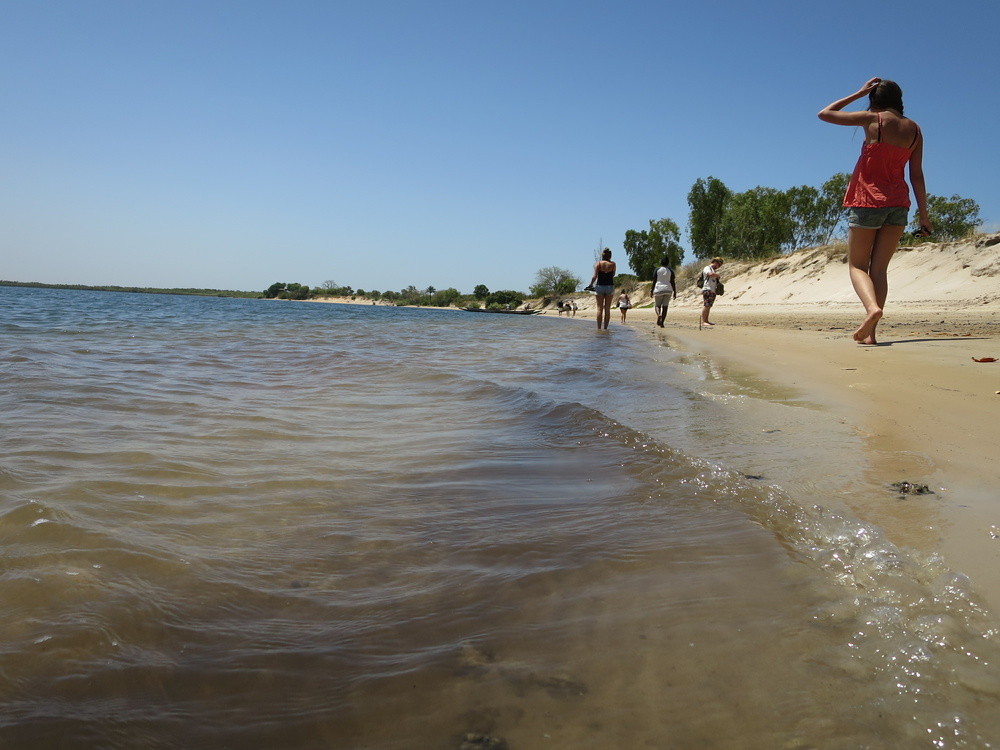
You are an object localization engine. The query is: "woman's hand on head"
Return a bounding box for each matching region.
[860,77,881,95]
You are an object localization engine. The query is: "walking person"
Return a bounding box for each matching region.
[700,257,723,328]
[651,256,676,328]
[819,78,931,345]
[588,248,616,330]
[617,291,632,323]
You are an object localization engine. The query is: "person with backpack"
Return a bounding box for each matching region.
[700,257,724,328]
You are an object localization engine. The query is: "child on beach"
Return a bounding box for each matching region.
[818,78,931,345]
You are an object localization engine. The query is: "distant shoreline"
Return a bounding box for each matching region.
[0,280,261,299]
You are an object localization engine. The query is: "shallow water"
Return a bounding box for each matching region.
[2,287,1000,749]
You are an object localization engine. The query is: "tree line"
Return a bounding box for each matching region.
[620,174,983,280]
[263,281,526,310]
[0,280,260,298]
[266,173,984,304]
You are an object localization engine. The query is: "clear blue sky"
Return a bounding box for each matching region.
[2,0,996,294]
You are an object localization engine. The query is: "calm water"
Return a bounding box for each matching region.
[2,287,1000,749]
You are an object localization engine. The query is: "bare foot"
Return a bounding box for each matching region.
[853,308,882,343]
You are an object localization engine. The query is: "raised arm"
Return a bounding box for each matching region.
[818,78,881,126]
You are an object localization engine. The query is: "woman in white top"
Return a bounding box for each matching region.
[617,291,632,323]
[651,255,676,328]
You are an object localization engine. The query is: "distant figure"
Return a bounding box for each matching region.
[617,291,632,323]
[819,78,931,345]
[570,300,578,317]
[589,248,616,330]
[700,257,723,328]
[651,255,676,328]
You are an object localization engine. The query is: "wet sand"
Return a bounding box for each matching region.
[616,295,1000,613]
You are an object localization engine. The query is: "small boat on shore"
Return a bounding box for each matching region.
[461,307,540,315]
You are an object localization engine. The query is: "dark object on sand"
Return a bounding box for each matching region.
[891,481,934,497]
[460,733,509,750]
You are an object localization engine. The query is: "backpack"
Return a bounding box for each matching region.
[696,272,704,287]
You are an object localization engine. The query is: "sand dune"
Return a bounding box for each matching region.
[676,232,1000,308]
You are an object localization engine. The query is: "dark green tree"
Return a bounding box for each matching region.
[282,283,311,300]
[473,284,490,299]
[647,218,684,270]
[785,185,825,251]
[687,176,732,260]
[623,219,682,279]
[430,288,462,307]
[622,229,651,277]
[530,266,580,297]
[817,173,850,243]
[727,187,794,260]
[264,282,286,298]
[485,290,524,308]
[399,285,423,305]
[916,194,983,241]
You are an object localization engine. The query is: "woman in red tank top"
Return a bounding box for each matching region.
[819,78,931,344]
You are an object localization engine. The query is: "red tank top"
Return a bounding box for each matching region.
[843,113,919,209]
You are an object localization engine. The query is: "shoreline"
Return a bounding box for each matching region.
[621,300,1000,613]
[305,236,1000,610]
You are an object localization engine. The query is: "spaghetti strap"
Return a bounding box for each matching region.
[876,112,882,143]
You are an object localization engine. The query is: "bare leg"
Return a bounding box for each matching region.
[848,227,880,342]
[848,225,904,344]
[866,225,905,343]
[596,295,612,330]
[701,304,713,326]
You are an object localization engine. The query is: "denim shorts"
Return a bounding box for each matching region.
[593,285,615,296]
[847,206,909,229]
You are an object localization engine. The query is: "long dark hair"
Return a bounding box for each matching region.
[869,80,904,115]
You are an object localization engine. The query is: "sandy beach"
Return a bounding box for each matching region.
[568,234,1000,611]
